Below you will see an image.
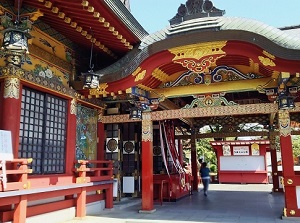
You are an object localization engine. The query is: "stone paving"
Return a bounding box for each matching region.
[62,184,299,223]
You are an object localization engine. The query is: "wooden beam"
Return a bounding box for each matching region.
[175,130,300,139]
[159,98,194,125]
[151,77,277,98]
[176,131,269,139]
[102,102,300,123]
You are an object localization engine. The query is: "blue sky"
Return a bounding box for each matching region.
[130,0,300,33]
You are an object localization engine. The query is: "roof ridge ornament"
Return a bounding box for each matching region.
[169,0,225,26]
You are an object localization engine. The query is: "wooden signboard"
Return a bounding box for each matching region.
[0,130,13,160]
[0,130,13,189]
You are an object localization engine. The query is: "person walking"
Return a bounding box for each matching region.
[200,162,210,196]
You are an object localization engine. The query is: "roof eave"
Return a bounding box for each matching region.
[103,0,149,40]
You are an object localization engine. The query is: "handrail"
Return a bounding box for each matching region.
[75,160,113,183]
[0,158,32,191]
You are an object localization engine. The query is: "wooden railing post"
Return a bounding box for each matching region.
[13,195,27,223]
[105,183,113,209]
[75,160,113,183]
[74,160,114,217]
[76,187,87,218]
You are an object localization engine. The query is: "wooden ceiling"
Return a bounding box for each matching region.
[10,0,145,61]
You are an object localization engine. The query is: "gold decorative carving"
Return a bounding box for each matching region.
[287,179,293,185]
[142,113,153,142]
[262,50,275,59]
[278,110,291,137]
[4,78,20,99]
[89,83,109,96]
[152,68,170,82]
[249,59,260,73]
[132,67,146,82]
[29,9,44,22]
[258,56,275,67]
[169,42,226,73]
[136,84,153,92]
[169,41,227,60]
[70,99,77,115]
[289,210,296,216]
[168,41,226,73]
[0,65,25,77]
[283,208,287,217]
[134,70,146,82]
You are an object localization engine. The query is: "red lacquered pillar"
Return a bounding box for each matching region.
[278,109,300,218]
[65,99,77,174]
[270,147,280,192]
[269,132,281,192]
[191,130,198,190]
[13,195,27,223]
[139,114,155,213]
[0,78,22,157]
[76,187,87,218]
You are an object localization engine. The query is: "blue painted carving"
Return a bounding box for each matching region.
[163,66,261,88]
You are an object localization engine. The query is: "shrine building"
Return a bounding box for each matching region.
[0,0,300,222]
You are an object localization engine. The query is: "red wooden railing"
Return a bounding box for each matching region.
[0,159,114,223]
[75,160,114,183]
[0,158,32,192]
[74,160,114,217]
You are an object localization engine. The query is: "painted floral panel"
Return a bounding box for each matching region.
[76,105,97,162]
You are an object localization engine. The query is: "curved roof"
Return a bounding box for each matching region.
[140,16,300,50]
[97,16,300,83]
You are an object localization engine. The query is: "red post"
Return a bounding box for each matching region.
[76,187,87,218]
[105,184,113,208]
[278,109,299,218]
[13,195,27,223]
[0,78,22,157]
[65,99,77,175]
[140,115,155,213]
[270,148,280,192]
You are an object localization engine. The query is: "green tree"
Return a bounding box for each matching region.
[196,138,217,172]
[292,135,300,164]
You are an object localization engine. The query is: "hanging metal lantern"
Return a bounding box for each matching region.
[82,71,100,89]
[2,26,29,54]
[278,92,295,110]
[1,0,32,67]
[129,106,143,120]
[81,29,103,89]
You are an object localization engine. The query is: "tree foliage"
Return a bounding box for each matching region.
[196,138,217,172]
[292,135,300,159]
